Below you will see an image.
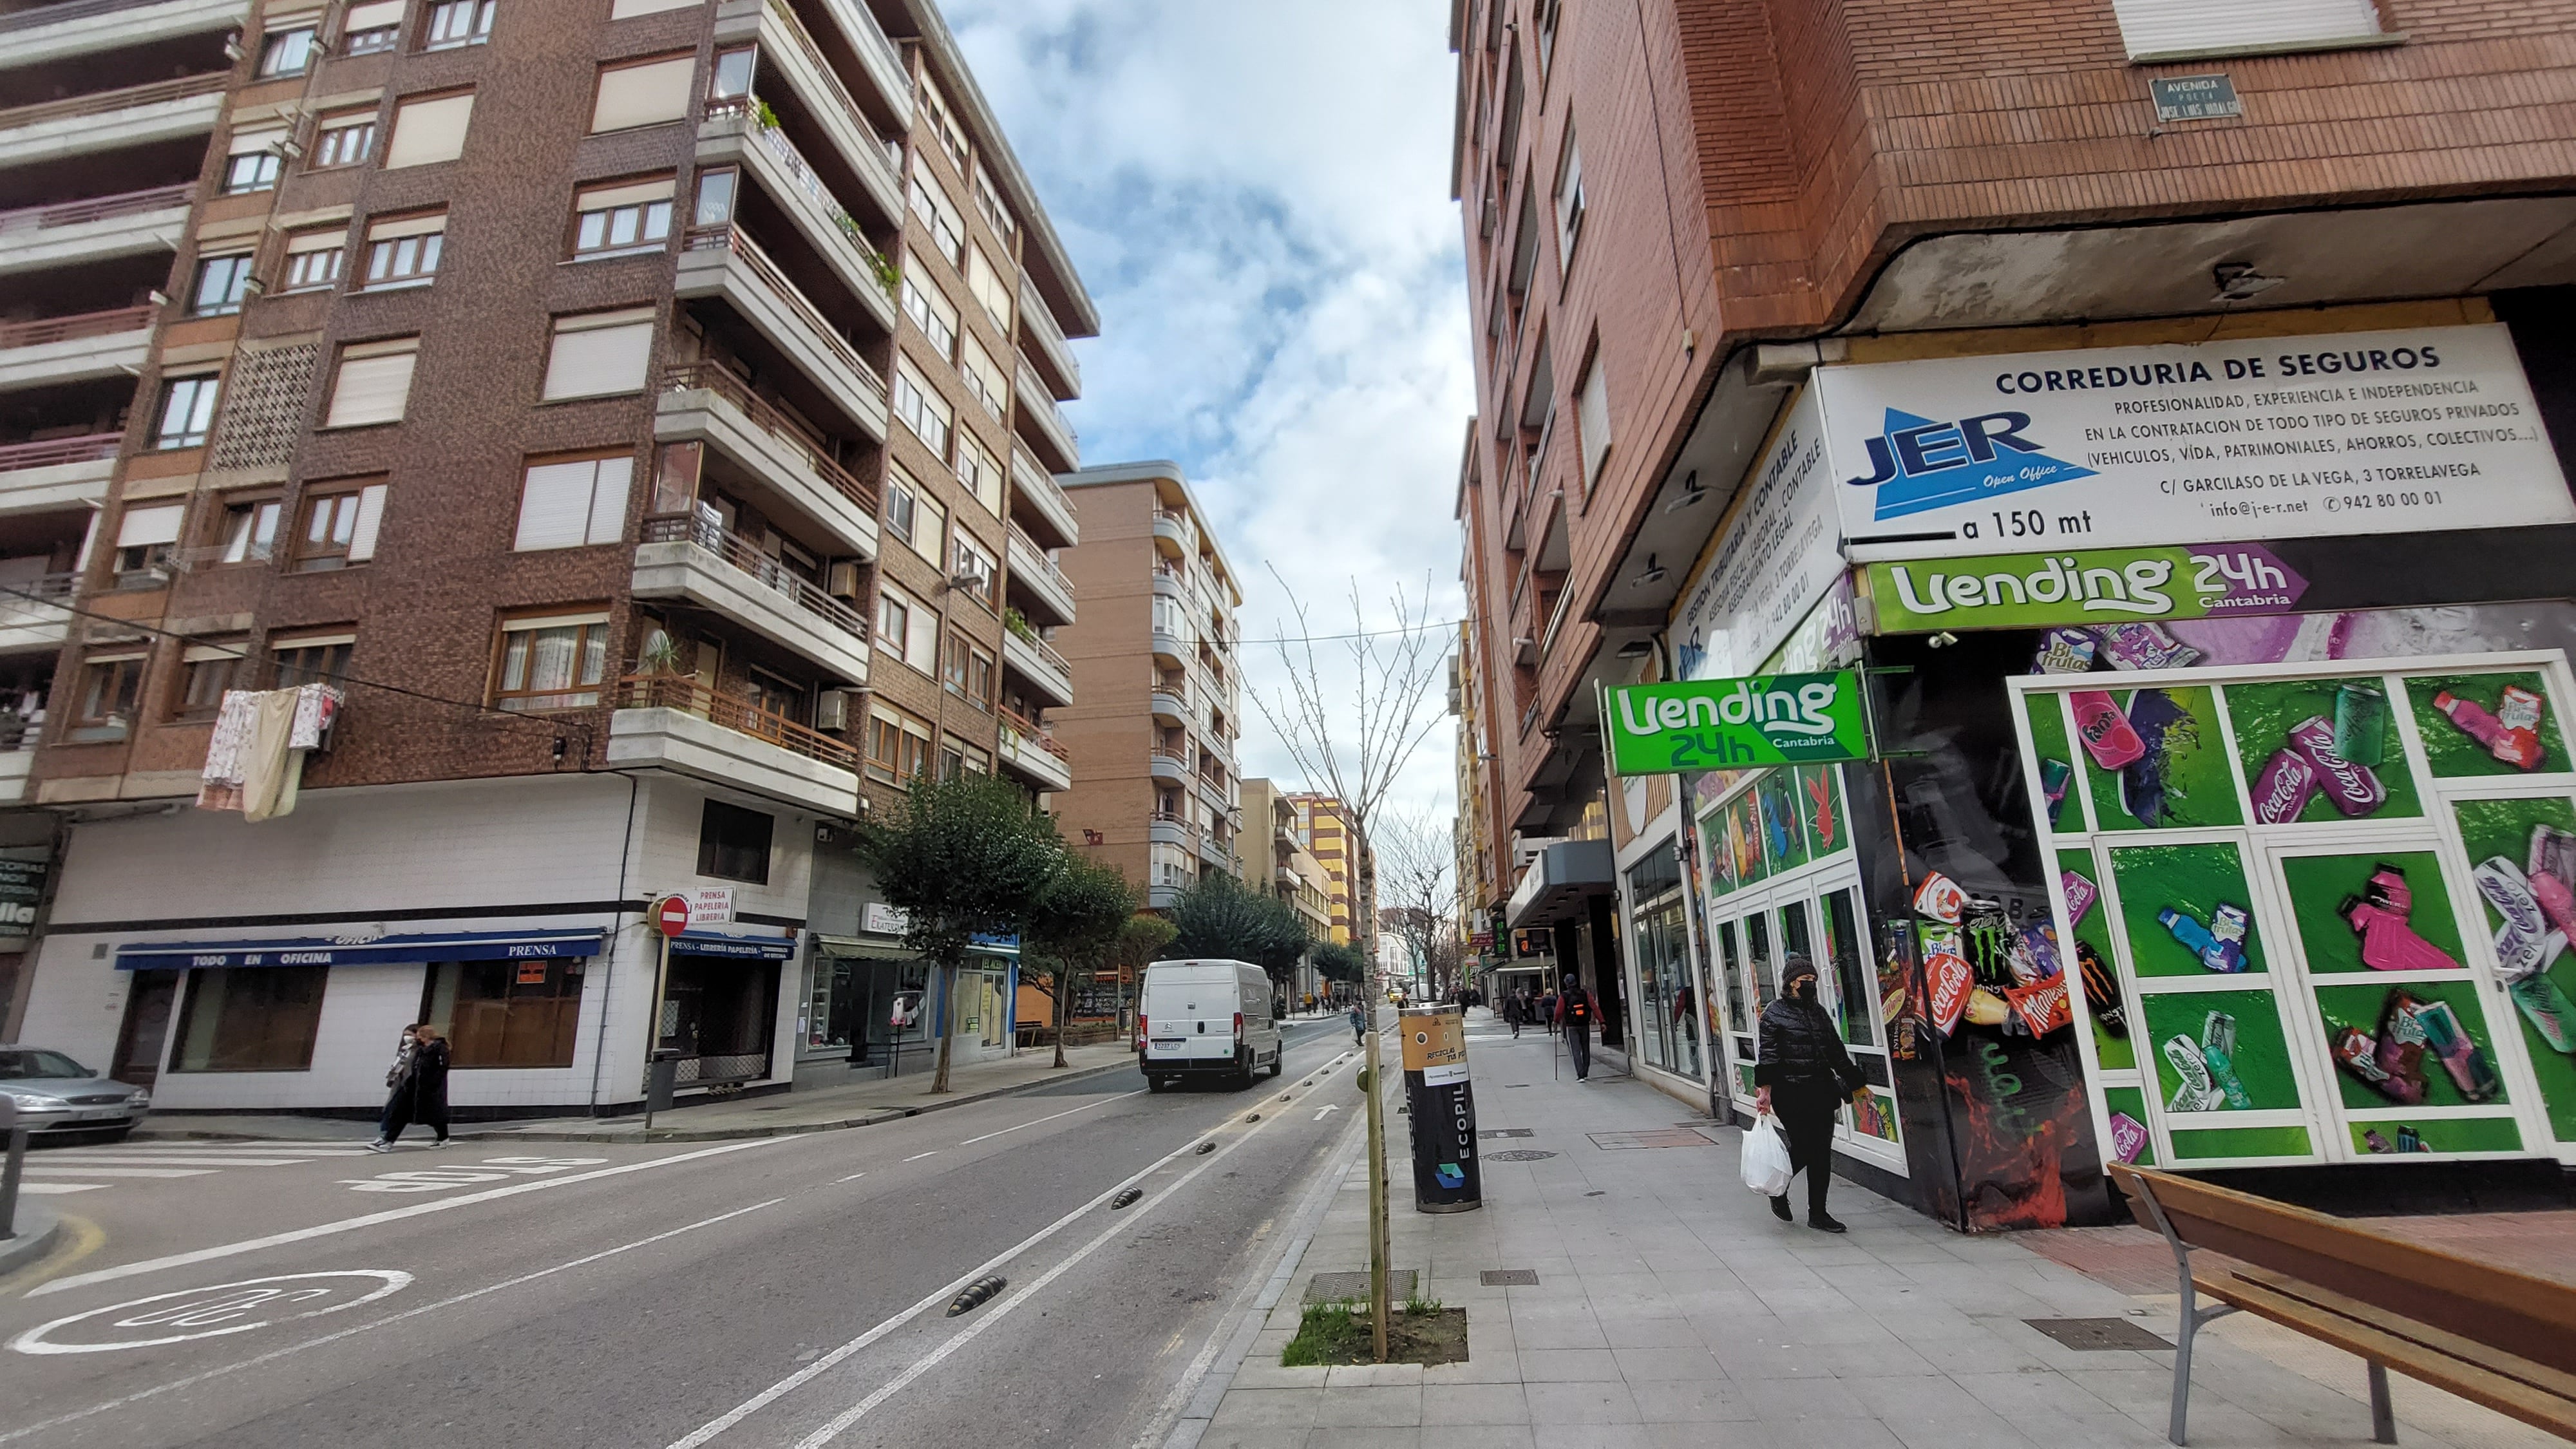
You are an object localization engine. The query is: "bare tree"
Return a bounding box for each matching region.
[1247,571,1449,1363]
[1374,809,1464,1001]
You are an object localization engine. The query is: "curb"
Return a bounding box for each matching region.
[0,1201,64,1279]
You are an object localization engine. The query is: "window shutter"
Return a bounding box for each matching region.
[287,227,346,254]
[366,212,446,242]
[590,56,696,133]
[543,310,656,400]
[578,177,677,210]
[346,484,388,561]
[344,0,405,26]
[227,126,287,158]
[384,93,474,168]
[963,334,1007,412]
[585,457,633,544]
[117,504,185,547]
[610,0,698,15]
[1578,359,1610,486]
[907,604,938,674]
[515,462,596,551]
[967,247,1010,328]
[2110,0,2380,57]
[325,340,419,428]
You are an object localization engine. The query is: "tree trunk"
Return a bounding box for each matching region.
[1052,967,1068,1068]
[931,961,956,1094]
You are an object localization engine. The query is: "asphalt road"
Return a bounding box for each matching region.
[0,1014,1378,1449]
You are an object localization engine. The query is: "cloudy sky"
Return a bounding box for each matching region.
[947,0,1473,829]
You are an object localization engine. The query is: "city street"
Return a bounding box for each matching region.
[1,1017,1367,1449]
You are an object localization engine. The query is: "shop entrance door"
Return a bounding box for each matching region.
[111,969,180,1087]
[663,956,779,1086]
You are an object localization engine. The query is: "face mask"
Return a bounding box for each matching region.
[1792,978,1819,1001]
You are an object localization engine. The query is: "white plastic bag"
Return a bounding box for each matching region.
[1741,1113,1793,1197]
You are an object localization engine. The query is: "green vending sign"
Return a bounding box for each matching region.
[1606,672,1871,775]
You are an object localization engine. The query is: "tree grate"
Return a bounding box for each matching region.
[2023,1318,2174,1350]
[1486,1149,1557,1161]
[1479,1269,1540,1286]
[1479,1128,1534,1139]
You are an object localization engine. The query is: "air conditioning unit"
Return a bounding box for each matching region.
[826,561,864,599]
[815,688,852,732]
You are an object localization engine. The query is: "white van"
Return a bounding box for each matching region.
[1137,959,1280,1090]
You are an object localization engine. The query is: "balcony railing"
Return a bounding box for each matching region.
[614,672,858,772]
[1001,708,1071,762]
[760,0,902,173]
[1005,623,1073,684]
[0,72,227,131]
[0,305,155,351]
[1006,520,1072,595]
[662,363,878,513]
[0,184,194,238]
[0,0,173,30]
[706,97,894,290]
[1018,276,1080,388]
[642,514,869,641]
[826,0,907,93]
[1149,748,1188,773]
[1149,810,1202,842]
[0,433,120,472]
[684,225,886,397]
[1016,360,1077,443]
[0,571,76,625]
[1009,438,1076,520]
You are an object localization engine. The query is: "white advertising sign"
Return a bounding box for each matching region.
[687,887,735,926]
[1818,323,2574,560]
[862,901,909,936]
[1672,387,1844,682]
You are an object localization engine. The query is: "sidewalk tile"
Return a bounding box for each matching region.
[1949,1368,2120,1418]
[1516,1347,1624,1381]
[1310,1387,1423,1427]
[1419,1428,1535,1449]
[1598,1317,1703,1349]
[1325,1364,1425,1388]
[1421,1383,1529,1425]
[1211,1389,1324,1430]
[1738,1376,1879,1421]
[1524,1380,1643,1424]
[1298,1429,1419,1449]
[1196,1430,1307,1449]
[1841,1373,1989,1418]
[1608,1346,1720,1380]
[1883,1410,2043,1449]
[1627,1378,1756,1423]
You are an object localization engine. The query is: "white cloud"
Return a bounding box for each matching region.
[950,0,1473,828]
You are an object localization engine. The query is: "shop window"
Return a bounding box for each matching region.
[190,253,255,317]
[1823,888,1875,1047]
[312,111,378,170]
[176,641,248,720]
[698,799,773,884]
[493,612,609,712]
[283,229,347,292]
[293,483,388,571]
[258,26,317,77]
[424,0,495,48]
[171,966,328,1072]
[69,652,146,743]
[424,958,584,1068]
[572,176,675,260]
[272,633,354,689]
[363,213,446,289]
[154,375,220,450]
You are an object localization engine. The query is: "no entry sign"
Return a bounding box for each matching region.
[654,895,691,938]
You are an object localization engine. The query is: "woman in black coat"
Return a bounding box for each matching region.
[1754,954,1863,1233]
[371,1023,452,1150]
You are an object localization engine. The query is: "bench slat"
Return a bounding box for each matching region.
[2225,1267,2576,1403]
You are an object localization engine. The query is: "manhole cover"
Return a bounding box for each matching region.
[2024,1318,2173,1350]
[1487,1149,1557,1162]
[1480,1269,1539,1286]
[1305,1270,1415,1303]
[1479,1128,1534,1139]
[1587,1130,1711,1150]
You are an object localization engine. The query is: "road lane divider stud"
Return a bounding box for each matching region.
[1110,1187,1143,1210]
[1245,1113,1260,1122]
[1194,1142,1216,1155]
[945,1276,1007,1317]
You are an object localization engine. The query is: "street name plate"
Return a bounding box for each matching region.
[2151,75,2242,122]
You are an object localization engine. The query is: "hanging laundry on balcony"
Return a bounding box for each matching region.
[197,684,344,820]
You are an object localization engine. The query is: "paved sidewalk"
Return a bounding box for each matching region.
[131,1041,1139,1144]
[1189,1012,2560,1449]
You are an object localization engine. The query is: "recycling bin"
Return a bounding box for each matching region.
[1399,1006,1482,1213]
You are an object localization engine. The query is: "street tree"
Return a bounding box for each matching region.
[1374,810,1464,999]
[1025,856,1140,1068]
[1312,939,1368,987]
[857,772,1065,1093]
[1166,870,1312,1007]
[1108,911,1179,1030]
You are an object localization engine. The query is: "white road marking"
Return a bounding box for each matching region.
[27,1139,778,1298]
[12,1271,415,1356]
[900,1151,939,1163]
[19,1167,216,1180]
[1312,1104,1340,1121]
[17,1183,105,1195]
[955,1089,1143,1146]
[31,1155,308,1168]
[833,1171,867,1184]
[0,1200,781,1446]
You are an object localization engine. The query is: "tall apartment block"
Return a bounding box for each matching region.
[1452,0,2576,1225]
[1240,775,1330,1000]
[1286,792,1370,949]
[0,0,1095,1115]
[1048,460,1244,907]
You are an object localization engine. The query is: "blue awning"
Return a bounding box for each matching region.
[669,929,799,961]
[116,929,607,972]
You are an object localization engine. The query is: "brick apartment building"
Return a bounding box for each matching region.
[1452,0,2576,1225]
[0,0,1095,1116]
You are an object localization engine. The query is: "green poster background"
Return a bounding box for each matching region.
[1725,793,1767,887]
[2346,1117,2523,1156]
[2224,679,2423,824]
[1796,765,1850,857]
[2087,687,2243,832]
[2103,1085,2155,1166]
[2022,692,2081,833]
[2059,846,2132,1071]
[2314,977,2510,1109]
[1700,811,1736,896]
[2141,989,2302,1113]
[2170,1124,2313,1160]
[2451,794,2576,1141]
[2407,672,2571,778]
[2279,851,2467,975]
[2107,842,2270,979]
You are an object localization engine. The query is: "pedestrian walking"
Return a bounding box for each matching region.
[1349,1002,1367,1046]
[370,1023,451,1150]
[1539,987,1558,1037]
[1501,990,1521,1036]
[1556,972,1595,1080]
[1754,954,1865,1233]
[369,1023,419,1147]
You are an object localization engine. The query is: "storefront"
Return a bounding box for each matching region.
[659,929,797,1088]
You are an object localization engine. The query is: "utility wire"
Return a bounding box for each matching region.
[1240,618,1466,647]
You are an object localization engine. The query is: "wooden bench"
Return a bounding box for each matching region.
[2110,1164,2576,1446]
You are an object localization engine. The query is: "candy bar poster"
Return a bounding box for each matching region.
[1817,324,2575,562]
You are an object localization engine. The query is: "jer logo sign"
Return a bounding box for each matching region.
[1607,672,1870,775]
[1844,408,2098,521]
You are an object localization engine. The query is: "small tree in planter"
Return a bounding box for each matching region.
[1024,856,1138,1068]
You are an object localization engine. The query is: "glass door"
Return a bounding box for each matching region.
[1821,886,1901,1146]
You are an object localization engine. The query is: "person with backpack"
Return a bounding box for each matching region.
[1555,972,1595,1080]
[1755,954,1865,1233]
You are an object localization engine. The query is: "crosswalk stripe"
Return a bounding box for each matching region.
[19,1166,217,1179]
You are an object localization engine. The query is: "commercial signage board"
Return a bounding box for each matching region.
[1607,672,1870,775]
[0,856,44,939]
[686,887,735,926]
[862,902,909,936]
[1821,324,2573,560]
[1863,541,2311,632]
[1672,387,1844,683]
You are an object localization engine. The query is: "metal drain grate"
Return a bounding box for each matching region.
[1587,1129,1713,1150]
[1487,1149,1557,1162]
[1479,1128,1535,1139]
[1480,1269,1540,1286]
[2023,1318,2174,1350]
[1306,1270,1415,1302]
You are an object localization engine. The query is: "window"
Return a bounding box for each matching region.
[361,211,445,288]
[542,308,655,400]
[154,377,219,450]
[1535,0,1562,73]
[697,800,773,883]
[743,668,808,727]
[170,965,328,1073]
[573,176,674,258]
[891,361,951,459]
[959,334,1007,419]
[272,632,354,688]
[958,433,1003,516]
[612,0,696,15]
[312,111,377,169]
[190,253,255,316]
[591,54,694,133]
[115,503,184,575]
[323,338,419,428]
[283,228,346,292]
[951,531,996,601]
[293,482,388,571]
[215,498,281,565]
[2109,0,2380,59]
[493,611,610,712]
[907,158,965,264]
[707,45,754,104]
[865,703,933,784]
[178,641,247,719]
[342,0,404,52]
[900,477,944,567]
[258,25,317,77]
[900,256,958,360]
[875,582,937,674]
[383,91,474,169]
[971,163,1014,245]
[425,0,495,48]
[1576,352,1610,488]
[1554,124,1585,263]
[70,652,146,742]
[692,164,737,227]
[223,130,285,194]
[942,634,993,709]
[514,455,631,551]
[964,246,1012,333]
[918,76,968,169]
[424,958,583,1069]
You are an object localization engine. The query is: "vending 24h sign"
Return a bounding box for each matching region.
[1607,672,1870,775]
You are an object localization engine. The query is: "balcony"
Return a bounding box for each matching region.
[808,0,913,124]
[606,674,860,819]
[0,72,226,169]
[1151,621,1189,668]
[677,225,889,439]
[0,433,118,515]
[632,516,871,685]
[1148,810,1199,848]
[1017,277,1081,399]
[1005,520,1075,627]
[656,363,879,558]
[1149,750,1189,786]
[1008,439,1077,550]
[698,104,899,326]
[1014,359,1078,472]
[715,0,903,220]
[1150,506,1191,558]
[0,572,75,654]
[0,306,154,393]
[997,710,1072,793]
[1149,680,1186,724]
[1,0,247,65]
[1150,558,1185,600]
[0,184,193,278]
[1195,830,1234,871]
[1001,625,1074,709]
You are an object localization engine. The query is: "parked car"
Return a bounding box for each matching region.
[0,1046,151,1143]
